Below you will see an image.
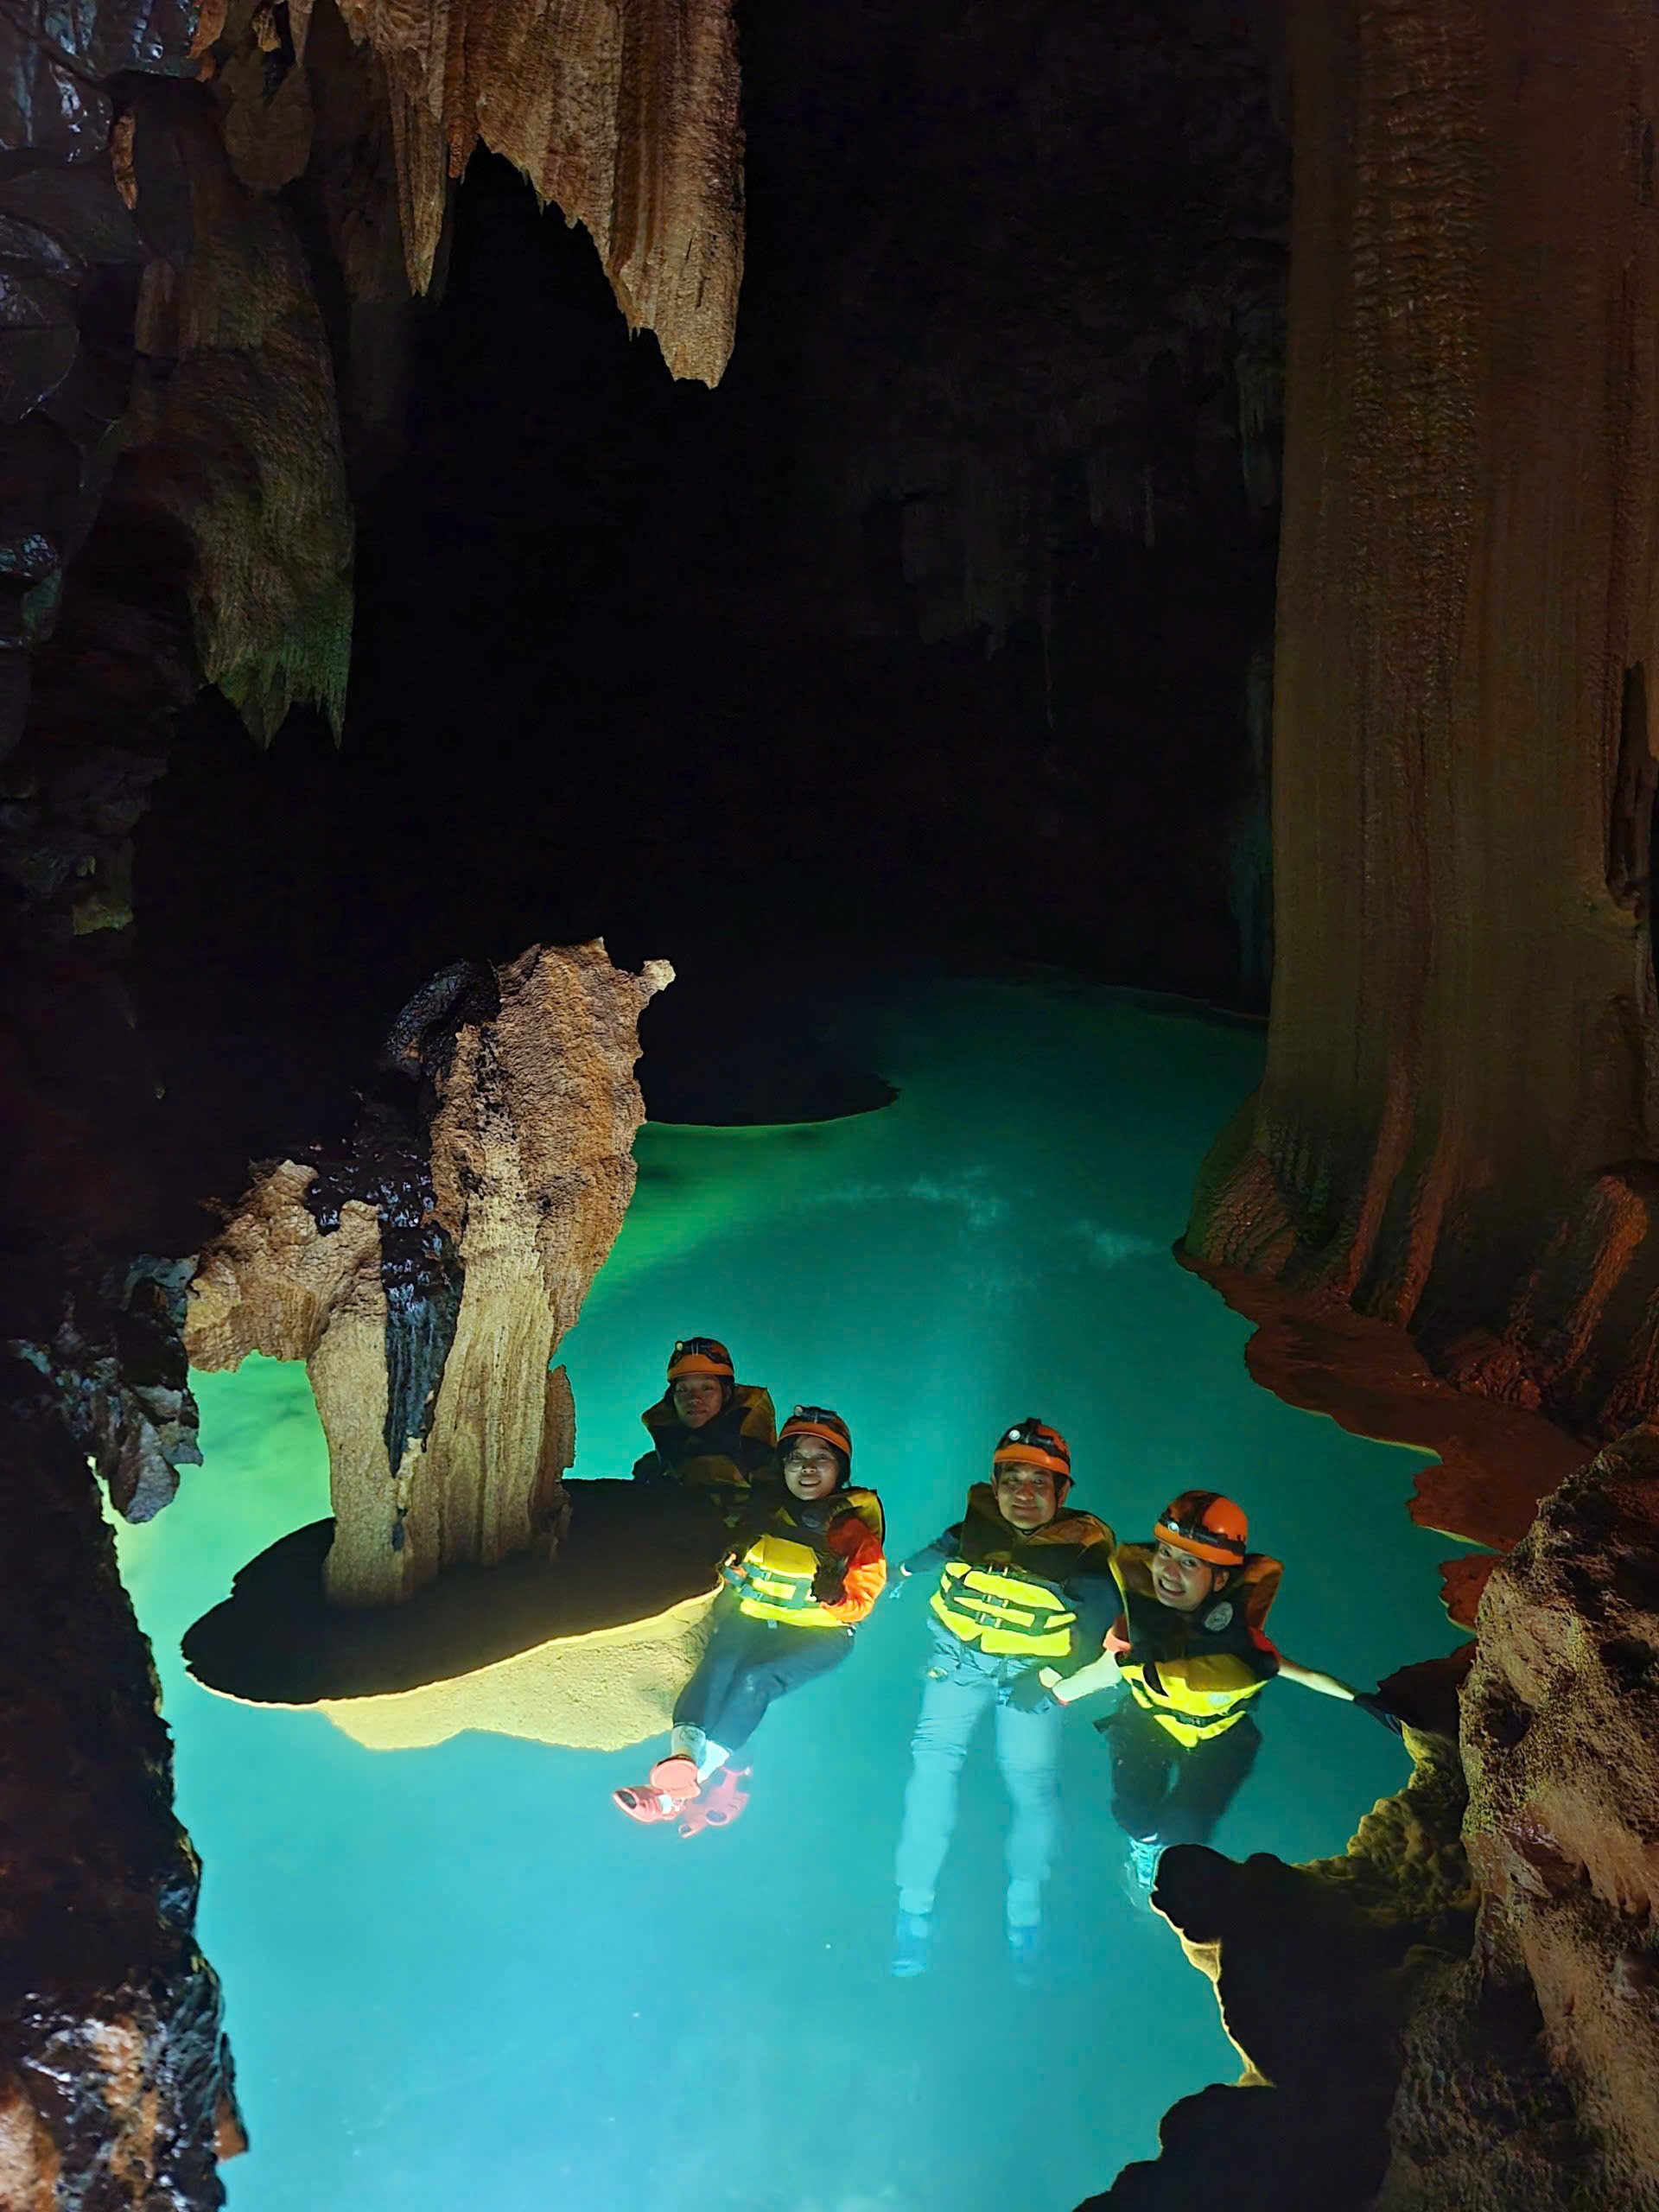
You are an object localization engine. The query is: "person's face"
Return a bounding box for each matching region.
[1151,1539,1226,1611]
[782,1437,842,1501]
[992,1459,1059,1530]
[672,1374,724,1428]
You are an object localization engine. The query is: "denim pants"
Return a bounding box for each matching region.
[672,1605,853,1753]
[893,1645,1063,1924]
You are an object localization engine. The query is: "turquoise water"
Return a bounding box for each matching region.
[116,980,1459,2212]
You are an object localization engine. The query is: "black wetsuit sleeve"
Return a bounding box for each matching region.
[735,1434,782,1481]
[1049,1560,1122,1675]
[725,1484,790,1550]
[901,1525,962,1580]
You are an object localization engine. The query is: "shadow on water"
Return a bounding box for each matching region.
[116,979,1461,2212]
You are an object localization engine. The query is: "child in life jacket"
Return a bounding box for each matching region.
[612,1407,884,1835]
[630,1336,779,1529]
[889,1419,1118,1981]
[1045,1489,1402,1896]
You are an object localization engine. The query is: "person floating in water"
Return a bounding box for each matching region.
[889,1419,1117,1982]
[1046,1489,1402,1898]
[631,1337,779,1527]
[613,1407,885,1835]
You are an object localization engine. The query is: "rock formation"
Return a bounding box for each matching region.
[185,943,671,1604]
[773,0,1286,998]
[1181,1251,1586,1625]
[0,1376,244,2210]
[123,90,355,744]
[0,0,728,2192]
[0,0,743,941]
[1186,1,1659,1436]
[1429,1435,1659,2209]
[287,0,742,382]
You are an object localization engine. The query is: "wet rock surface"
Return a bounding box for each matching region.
[0,1376,242,2210]
[1440,1435,1659,2207]
[181,1478,720,1701]
[1180,1251,1587,1624]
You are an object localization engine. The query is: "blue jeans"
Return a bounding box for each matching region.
[672,1604,853,1753]
[893,1640,1063,1925]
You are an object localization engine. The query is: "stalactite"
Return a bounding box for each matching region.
[123,97,353,741]
[284,0,743,385]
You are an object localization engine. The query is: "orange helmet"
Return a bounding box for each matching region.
[779,1404,852,1466]
[1154,1490,1249,1567]
[667,1336,734,1382]
[993,1417,1072,1492]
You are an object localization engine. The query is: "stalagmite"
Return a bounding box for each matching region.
[185,942,671,1604]
[285,0,743,385]
[1187,3,1659,1435]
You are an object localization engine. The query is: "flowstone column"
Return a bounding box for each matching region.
[1189,1,1659,1432]
[185,942,671,1604]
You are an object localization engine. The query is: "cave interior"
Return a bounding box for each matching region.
[4,1,1659,2209]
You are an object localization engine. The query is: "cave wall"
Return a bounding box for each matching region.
[0,1381,243,2209]
[1187,1,1659,1435]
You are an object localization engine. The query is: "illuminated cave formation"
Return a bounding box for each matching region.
[183,941,670,1606]
[4,1,1659,2207]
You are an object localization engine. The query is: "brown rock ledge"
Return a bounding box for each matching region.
[1179,1249,1587,1624]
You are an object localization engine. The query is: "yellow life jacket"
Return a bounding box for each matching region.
[1113,1545,1282,1749]
[738,1489,885,1629]
[930,1483,1116,1660]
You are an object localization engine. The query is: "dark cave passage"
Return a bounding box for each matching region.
[128,0,1283,1176]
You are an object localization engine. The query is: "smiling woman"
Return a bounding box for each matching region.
[113,976,1459,2212]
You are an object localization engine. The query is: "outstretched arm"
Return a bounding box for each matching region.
[895,1526,962,1581]
[1279,1656,1408,1732]
[1275,1656,1358,1700]
[1041,1647,1122,1704]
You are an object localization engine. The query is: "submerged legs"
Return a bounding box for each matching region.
[893,1670,994,1916]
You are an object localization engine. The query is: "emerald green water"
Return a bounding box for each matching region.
[116,980,1459,2212]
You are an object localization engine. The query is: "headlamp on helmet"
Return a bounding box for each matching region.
[1154,1490,1249,1567]
[667,1336,734,1382]
[779,1405,852,1471]
[992,1417,1072,1489]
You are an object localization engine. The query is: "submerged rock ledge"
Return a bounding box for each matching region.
[1179,1249,1587,1624]
[182,1481,721,1751]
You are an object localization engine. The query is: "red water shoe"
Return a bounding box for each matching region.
[612,1754,701,1825]
[677,1765,751,1838]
